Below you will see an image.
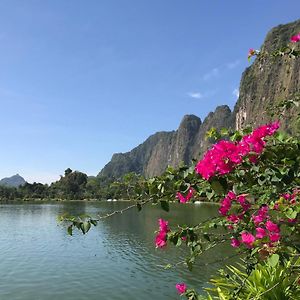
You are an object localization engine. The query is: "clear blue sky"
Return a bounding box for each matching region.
[0,0,299,183]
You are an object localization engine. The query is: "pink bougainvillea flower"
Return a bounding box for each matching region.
[155,218,170,248]
[231,238,241,248]
[227,214,241,223]
[195,122,279,180]
[241,232,255,248]
[240,121,280,155]
[176,188,194,203]
[259,205,269,216]
[186,188,194,200]
[248,48,255,55]
[175,283,187,294]
[256,227,267,239]
[176,192,186,203]
[227,191,236,200]
[158,218,169,232]
[291,33,300,43]
[248,155,258,164]
[219,206,229,216]
[265,220,280,233]
[252,205,269,225]
[252,214,264,225]
[282,193,291,200]
[155,231,167,248]
[219,194,233,216]
[269,232,281,242]
[251,121,280,138]
[248,48,257,61]
[219,192,252,218]
[237,195,251,212]
[293,188,300,195]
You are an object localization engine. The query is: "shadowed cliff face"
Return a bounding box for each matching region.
[234,19,300,135]
[99,19,300,179]
[191,105,233,159]
[99,108,233,179]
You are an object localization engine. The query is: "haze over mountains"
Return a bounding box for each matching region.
[99,19,300,180]
[0,174,26,187]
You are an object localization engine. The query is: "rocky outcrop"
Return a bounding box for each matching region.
[233,19,300,135]
[99,131,175,179]
[191,105,234,159]
[99,19,300,179]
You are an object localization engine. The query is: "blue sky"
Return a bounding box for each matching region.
[0,0,299,183]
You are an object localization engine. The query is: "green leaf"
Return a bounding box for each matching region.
[148,178,155,184]
[232,185,239,195]
[176,238,182,247]
[220,128,229,136]
[183,170,189,178]
[186,258,194,271]
[210,180,225,195]
[67,225,73,236]
[203,233,211,242]
[90,219,98,226]
[285,209,297,219]
[74,221,82,230]
[267,254,279,267]
[160,201,170,212]
[206,190,215,200]
[136,203,142,212]
[164,264,172,270]
[81,221,91,234]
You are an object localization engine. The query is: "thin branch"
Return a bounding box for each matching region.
[96,198,151,220]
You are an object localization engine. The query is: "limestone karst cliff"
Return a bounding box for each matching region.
[99,106,233,179]
[99,19,300,179]
[234,19,300,134]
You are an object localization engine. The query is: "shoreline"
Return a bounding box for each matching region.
[0,198,219,205]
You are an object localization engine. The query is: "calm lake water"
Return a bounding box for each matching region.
[0,201,234,300]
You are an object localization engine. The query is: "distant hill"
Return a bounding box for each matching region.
[98,19,300,180]
[0,174,26,187]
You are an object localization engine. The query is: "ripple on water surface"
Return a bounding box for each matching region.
[0,202,232,300]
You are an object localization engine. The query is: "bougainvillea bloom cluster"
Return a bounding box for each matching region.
[277,189,299,207]
[290,32,300,43]
[228,203,282,249]
[155,218,170,248]
[195,121,280,180]
[176,188,194,203]
[247,48,260,61]
[219,191,251,217]
[252,205,269,225]
[241,232,256,248]
[175,283,187,294]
